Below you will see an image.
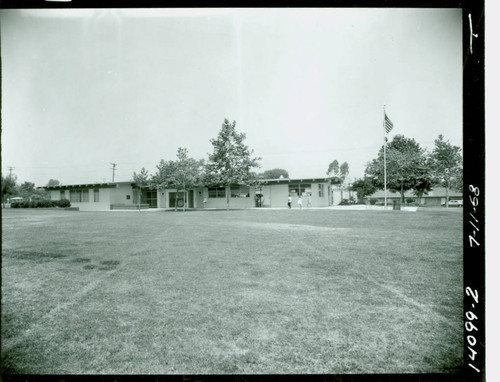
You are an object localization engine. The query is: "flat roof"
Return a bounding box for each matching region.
[37,178,340,190]
[258,177,339,185]
[39,182,123,190]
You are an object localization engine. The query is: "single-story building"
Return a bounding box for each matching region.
[256,178,337,208]
[40,177,341,211]
[366,187,463,206]
[330,186,358,206]
[41,182,163,211]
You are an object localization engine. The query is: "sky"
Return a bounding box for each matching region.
[1,8,462,187]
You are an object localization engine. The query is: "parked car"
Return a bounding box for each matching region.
[442,199,463,207]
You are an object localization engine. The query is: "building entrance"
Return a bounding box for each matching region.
[145,190,157,208]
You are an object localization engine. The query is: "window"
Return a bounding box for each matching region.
[69,190,79,203]
[69,189,89,203]
[126,195,131,200]
[69,190,77,203]
[208,187,226,198]
[288,183,311,196]
[94,189,99,202]
[60,190,65,200]
[318,184,324,197]
[231,185,249,198]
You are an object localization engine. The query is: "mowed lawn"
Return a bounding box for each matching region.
[1,207,463,374]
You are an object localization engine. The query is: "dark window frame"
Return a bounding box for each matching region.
[208,186,226,198]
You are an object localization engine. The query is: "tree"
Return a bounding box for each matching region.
[327,160,349,183]
[350,177,377,202]
[172,148,204,212]
[205,119,261,210]
[428,135,463,207]
[47,179,61,187]
[151,159,174,190]
[1,173,18,207]
[259,168,289,180]
[18,181,36,201]
[327,160,350,200]
[154,148,204,212]
[340,162,349,179]
[327,160,339,177]
[132,167,149,211]
[365,134,432,204]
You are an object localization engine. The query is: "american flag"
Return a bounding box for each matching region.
[384,113,394,134]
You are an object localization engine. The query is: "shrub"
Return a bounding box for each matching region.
[369,198,378,205]
[37,200,53,208]
[58,199,71,208]
[9,199,69,208]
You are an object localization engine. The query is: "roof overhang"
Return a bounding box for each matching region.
[38,183,119,190]
[259,177,339,185]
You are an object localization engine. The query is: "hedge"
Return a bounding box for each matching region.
[11,199,71,208]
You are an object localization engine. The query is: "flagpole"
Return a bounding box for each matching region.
[383,105,387,210]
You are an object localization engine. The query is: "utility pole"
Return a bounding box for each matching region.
[110,163,117,182]
[7,166,14,179]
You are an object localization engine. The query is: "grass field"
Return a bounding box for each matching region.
[1,207,463,374]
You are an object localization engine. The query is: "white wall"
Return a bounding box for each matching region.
[158,190,167,208]
[262,184,289,208]
[71,188,112,211]
[110,184,135,205]
[203,186,256,209]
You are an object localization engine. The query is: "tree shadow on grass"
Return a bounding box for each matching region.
[5,249,68,262]
[1,350,24,375]
[98,260,120,271]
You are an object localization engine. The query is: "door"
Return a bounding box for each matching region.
[169,192,185,207]
[146,190,157,208]
[188,190,194,208]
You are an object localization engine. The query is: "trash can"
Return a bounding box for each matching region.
[392,200,401,210]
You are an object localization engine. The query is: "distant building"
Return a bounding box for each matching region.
[257,178,336,208]
[366,187,462,206]
[40,177,340,211]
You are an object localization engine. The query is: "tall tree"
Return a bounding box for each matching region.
[132,167,149,211]
[428,135,463,207]
[205,119,261,210]
[327,160,340,178]
[340,162,349,180]
[259,168,289,179]
[47,179,61,187]
[1,173,18,207]
[327,160,350,199]
[365,134,432,204]
[327,160,349,183]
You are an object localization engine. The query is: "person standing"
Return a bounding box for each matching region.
[287,195,292,209]
[298,195,303,209]
[307,194,312,207]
